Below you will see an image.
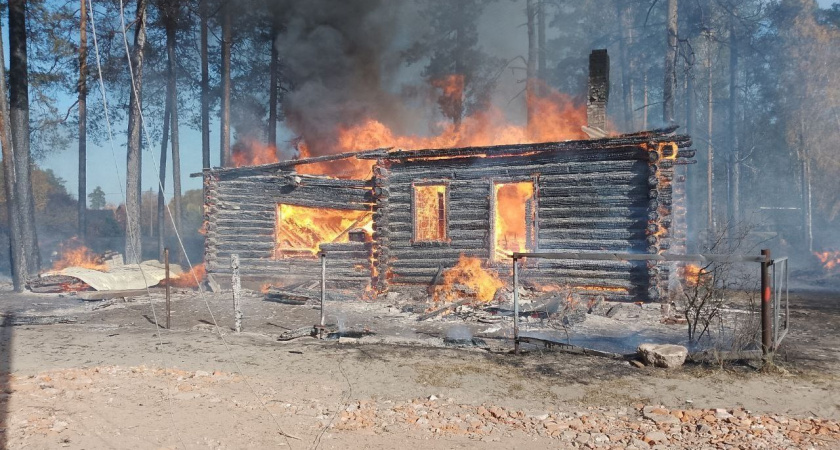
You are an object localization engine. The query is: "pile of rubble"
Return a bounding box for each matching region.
[329,397,840,448]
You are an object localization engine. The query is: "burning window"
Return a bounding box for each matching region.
[275,204,371,257]
[492,181,536,261]
[413,184,448,242]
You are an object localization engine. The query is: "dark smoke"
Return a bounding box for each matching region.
[275,0,417,155]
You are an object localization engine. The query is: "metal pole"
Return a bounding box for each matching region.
[231,254,242,333]
[164,248,170,330]
[320,252,326,327]
[760,249,771,356]
[513,256,520,355]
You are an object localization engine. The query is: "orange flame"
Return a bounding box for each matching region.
[274,204,372,257]
[52,238,108,272]
[232,138,279,167]
[815,251,840,272]
[431,74,465,122]
[297,85,587,178]
[681,264,707,287]
[433,254,504,303]
[414,185,447,242]
[493,182,535,260]
[166,263,206,288]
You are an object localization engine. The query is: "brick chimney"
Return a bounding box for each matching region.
[586,49,610,132]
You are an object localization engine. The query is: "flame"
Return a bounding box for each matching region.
[166,263,206,288]
[681,264,707,287]
[433,254,504,303]
[493,182,535,260]
[414,185,447,242]
[296,85,587,178]
[643,141,679,161]
[261,283,272,294]
[52,238,108,272]
[815,251,840,272]
[431,74,465,122]
[275,204,372,256]
[232,137,279,167]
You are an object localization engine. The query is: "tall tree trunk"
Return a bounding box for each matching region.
[537,0,546,95]
[78,0,87,239]
[663,0,678,124]
[685,60,694,136]
[220,0,231,167]
[157,100,170,261]
[642,69,648,130]
[9,0,40,276]
[618,1,635,131]
[200,0,210,170]
[800,143,813,253]
[166,13,183,240]
[706,29,715,239]
[727,18,739,229]
[525,0,537,135]
[268,22,278,150]
[0,15,26,291]
[125,0,147,264]
[685,55,696,247]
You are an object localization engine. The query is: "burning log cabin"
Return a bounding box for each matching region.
[197,50,694,302]
[199,130,692,302]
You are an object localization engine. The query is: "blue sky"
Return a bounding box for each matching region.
[35,0,839,207]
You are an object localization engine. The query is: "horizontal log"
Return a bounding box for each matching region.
[319,242,374,252]
[538,206,649,218]
[389,166,646,185]
[536,240,644,251]
[538,229,646,241]
[387,239,487,250]
[389,248,488,261]
[380,153,649,180]
[387,230,488,242]
[213,213,275,222]
[213,227,274,237]
[217,199,371,212]
[215,187,370,204]
[537,217,645,229]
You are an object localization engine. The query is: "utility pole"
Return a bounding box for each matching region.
[79,0,88,240]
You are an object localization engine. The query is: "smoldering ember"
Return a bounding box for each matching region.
[0,1,839,449]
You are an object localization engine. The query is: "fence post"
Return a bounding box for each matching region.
[231,254,242,333]
[164,248,170,330]
[513,256,520,355]
[760,249,771,356]
[320,252,326,328]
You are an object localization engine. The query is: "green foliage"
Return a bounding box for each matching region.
[89,186,106,210]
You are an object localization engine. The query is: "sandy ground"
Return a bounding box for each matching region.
[0,285,838,449]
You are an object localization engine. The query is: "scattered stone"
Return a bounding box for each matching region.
[637,343,688,368]
[643,406,680,425]
[644,430,668,444]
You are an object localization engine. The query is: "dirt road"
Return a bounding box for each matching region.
[0,286,837,449]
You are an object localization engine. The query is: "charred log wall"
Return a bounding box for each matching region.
[203,169,373,288]
[373,134,692,302]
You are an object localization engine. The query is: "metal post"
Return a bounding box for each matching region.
[320,252,326,327]
[760,249,771,356]
[164,248,170,330]
[231,254,242,333]
[513,256,520,355]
